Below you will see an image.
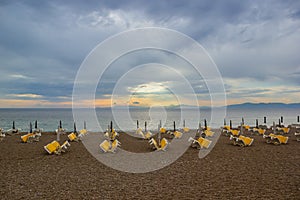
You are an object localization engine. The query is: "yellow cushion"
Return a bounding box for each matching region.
[173,131,182,139]
[239,135,254,146]
[282,127,290,133]
[144,131,152,139]
[197,137,212,149]
[231,130,240,136]
[257,129,266,135]
[100,140,111,152]
[160,138,168,151]
[80,129,87,135]
[274,135,289,144]
[183,127,189,132]
[68,133,77,141]
[21,133,34,143]
[204,130,214,137]
[160,127,166,133]
[44,141,60,154]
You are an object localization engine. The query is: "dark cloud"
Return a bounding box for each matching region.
[0,0,299,105]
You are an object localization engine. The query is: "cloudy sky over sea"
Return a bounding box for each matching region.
[0,0,299,108]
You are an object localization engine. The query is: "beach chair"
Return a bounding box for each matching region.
[7,121,20,135]
[149,138,168,151]
[135,127,153,139]
[171,131,183,139]
[182,120,189,132]
[144,131,153,139]
[204,130,214,137]
[183,127,190,132]
[243,125,250,131]
[188,137,212,149]
[21,122,41,143]
[160,127,167,133]
[104,128,119,141]
[230,135,254,147]
[78,129,88,139]
[230,129,240,136]
[68,132,79,142]
[221,125,231,136]
[136,127,144,137]
[263,134,289,145]
[44,140,71,155]
[99,139,121,153]
[251,128,266,135]
[276,127,290,134]
[21,133,35,143]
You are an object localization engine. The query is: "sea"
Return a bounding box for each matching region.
[0,107,299,132]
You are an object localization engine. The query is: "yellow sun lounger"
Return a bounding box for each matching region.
[204,130,214,137]
[188,137,212,149]
[263,134,289,145]
[243,125,250,131]
[183,127,190,133]
[251,128,266,135]
[68,132,79,142]
[149,138,168,151]
[230,135,254,147]
[172,131,183,139]
[21,133,35,143]
[21,132,41,143]
[144,131,152,139]
[230,130,240,136]
[104,129,118,141]
[136,128,153,139]
[276,127,290,134]
[99,139,121,153]
[78,129,88,139]
[44,140,71,155]
[160,127,167,134]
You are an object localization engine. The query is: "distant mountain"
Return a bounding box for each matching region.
[227,102,300,109]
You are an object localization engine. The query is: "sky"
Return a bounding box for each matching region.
[0,0,300,108]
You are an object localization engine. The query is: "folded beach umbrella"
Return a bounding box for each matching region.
[224,119,226,126]
[173,121,176,132]
[137,120,139,129]
[183,119,189,132]
[298,116,299,123]
[278,119,281,127]
[35,120,38,129]
[242,118,244,125]
[13,121,15,130]
[110,121,113,133]
[264,117,267,124]
[280,116,283,123]
[230,120,232,130]
[73,122,77,133]
[84,121,86,130]
[256,119,258,128]
[29,122,32,133]
[204,119,207,130]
